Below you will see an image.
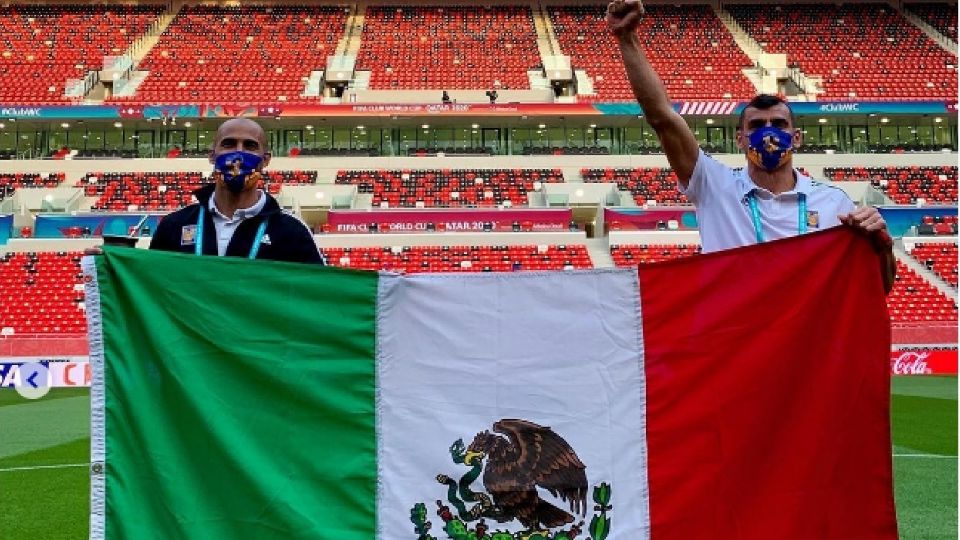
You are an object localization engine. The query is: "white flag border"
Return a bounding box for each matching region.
[82,256,107,540]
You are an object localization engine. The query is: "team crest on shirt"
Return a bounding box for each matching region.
[806,211,820,228]
[260,234,272,245]
[180,225,198,245]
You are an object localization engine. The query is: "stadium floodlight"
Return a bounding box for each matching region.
[60,122,70,129]
[705,119,714,125]
[0,123,5,129]
[934,117,943,123]
[184,122,192,128]
[113,122,122,128]
[538,123,546,129]
[471,124,479,129]
[880,118,890,123]
[818,118,828,124]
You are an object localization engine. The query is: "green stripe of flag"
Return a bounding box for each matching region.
[91,247,380,540]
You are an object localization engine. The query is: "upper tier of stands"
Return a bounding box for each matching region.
[728,3,957,101]
[550,4,756,102]
[355,5,541,90]
[582,167,688,205]
[825,165,958,203]
[906,2,958,41]
[80,170,316,211]
[0,4,161,104]
[335,168,563,208]
[110,5,347,105]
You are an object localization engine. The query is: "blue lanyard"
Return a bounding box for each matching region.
[747,191,807,244]
[196,206,268,259]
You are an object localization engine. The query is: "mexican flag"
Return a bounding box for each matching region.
[82,228,897,540]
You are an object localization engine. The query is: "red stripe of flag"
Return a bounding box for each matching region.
[640,228,897,540]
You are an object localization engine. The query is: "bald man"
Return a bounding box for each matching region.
[149,118,324,263]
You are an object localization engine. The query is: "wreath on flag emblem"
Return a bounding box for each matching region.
[409,419,613,540]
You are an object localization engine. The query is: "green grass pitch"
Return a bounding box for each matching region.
[1,378,956,539]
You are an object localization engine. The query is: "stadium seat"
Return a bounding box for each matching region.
[320,244,592,273]
[335,168,563,208]
[550,5,756,102]
[0,251,87,335]
[108,5,347,105]
[0,4,161,104]
[825,165,958,204]
[906,2,958,42]
[355,6,540,90]
[910,242,958,287]
[582,167,689,205]
[887,260,958,324]
[79,170,316,211]
[610,244,702,266]
[1,172,64,202]
[727,3,958,101]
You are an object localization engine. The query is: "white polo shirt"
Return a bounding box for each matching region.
[208,190,267,256]
[681,150,855,253]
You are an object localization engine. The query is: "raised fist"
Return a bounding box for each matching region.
[606,0,645,37]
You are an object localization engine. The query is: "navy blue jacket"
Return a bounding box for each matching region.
[149,184,324,264]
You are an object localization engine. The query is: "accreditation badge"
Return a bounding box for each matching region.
[806,210,820,229]
[180,225,198,245]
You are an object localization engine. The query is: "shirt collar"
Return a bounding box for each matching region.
[209,190,266,221]
[738,168,812,200]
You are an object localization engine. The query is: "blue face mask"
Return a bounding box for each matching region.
[214,151,263,193]
[746,126,795,171]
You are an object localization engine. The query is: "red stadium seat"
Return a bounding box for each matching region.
[336,168,563,208]
[728,3,957,101]
[320,245,593,273]
[550,5,755,102]
[355,6,540,90]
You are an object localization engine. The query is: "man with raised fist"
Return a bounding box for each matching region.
[606,0,893,290]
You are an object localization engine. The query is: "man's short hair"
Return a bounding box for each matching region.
[737,94,796,130]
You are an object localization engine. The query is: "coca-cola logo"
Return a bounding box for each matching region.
[891,351,931,375]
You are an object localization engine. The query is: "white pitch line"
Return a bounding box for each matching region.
[893,454,957,459]
[0,463,88,472]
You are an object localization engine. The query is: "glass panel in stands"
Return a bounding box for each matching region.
[284,129,303,154]
[0,129,14,156]
[311,127,331,153]
[380,130,395,156]
[933,119,954,147]
[166,129,187,152]
[134,130,155,158]
[48,128,67,155]
[398,128,417,154]
[333,127,351,152]
[352,127,370,152]
[481,128,500,154]
[593,127,613,152]
[433,128,454,151]
[196,129,214,153]
[566,127,585,148]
